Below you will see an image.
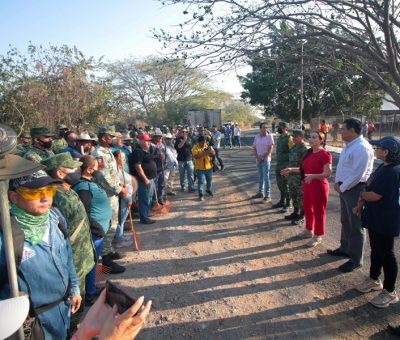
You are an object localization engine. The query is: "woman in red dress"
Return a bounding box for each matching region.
[282,131,332,247]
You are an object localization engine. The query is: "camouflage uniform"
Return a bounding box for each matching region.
[52,138,68,154]
[53,187,96,333]
[92,142,121,256]
[24,145,54,163]
[288,139,308,215]
[24,127,55,163]
[13,143,32,157]
[275,129,293,206]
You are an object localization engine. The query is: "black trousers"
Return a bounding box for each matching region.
[368,229,398,292]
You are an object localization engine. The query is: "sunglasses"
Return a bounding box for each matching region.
[15,185,57,201]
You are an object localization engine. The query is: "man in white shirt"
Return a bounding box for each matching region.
[233,124,241,148]
[328,118,374,272]
[211,125,224,170]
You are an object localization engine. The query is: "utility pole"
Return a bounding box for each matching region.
[300,42,304,127]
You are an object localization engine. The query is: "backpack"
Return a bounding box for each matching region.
[0,208,68,340]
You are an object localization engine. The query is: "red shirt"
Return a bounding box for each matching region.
[302,149,332,184]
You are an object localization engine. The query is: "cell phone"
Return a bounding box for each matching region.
[105,280,136,314]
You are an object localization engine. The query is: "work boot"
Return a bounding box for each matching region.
[285,211,300,220]
[102,255,126,274]
[272,201,284,209]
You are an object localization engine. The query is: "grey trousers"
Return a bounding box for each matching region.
[339,183,366,266]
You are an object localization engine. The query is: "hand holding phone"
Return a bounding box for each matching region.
[105,280,136,314]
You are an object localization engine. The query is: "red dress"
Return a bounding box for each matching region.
[301,149,332,236]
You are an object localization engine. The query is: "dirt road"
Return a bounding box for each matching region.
[110,145,399,339]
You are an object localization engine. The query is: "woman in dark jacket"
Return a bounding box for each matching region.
[354,136,400,309]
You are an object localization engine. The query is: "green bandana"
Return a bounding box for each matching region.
[10,204,49,245]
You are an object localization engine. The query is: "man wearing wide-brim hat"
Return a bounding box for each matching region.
[150,128,166,205]
[75,132,96,157]
[41,152,97,328]
[24,126,55,163]
[92,125,128,270]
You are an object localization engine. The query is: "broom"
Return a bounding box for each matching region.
[128,208,142,251]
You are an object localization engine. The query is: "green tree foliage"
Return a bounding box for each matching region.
[222,100,258,127]
[240,36,383,122]
[154,0,400,108]
[107,57,213,126]
[0,44,115,132]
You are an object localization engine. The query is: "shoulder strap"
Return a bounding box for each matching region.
[50,207,67,239]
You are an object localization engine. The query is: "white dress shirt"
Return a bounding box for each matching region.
[335,135,374,192]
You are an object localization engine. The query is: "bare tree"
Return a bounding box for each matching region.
[154,0,400,107]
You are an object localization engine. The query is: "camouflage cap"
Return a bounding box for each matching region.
[278,122,288,128]
[19,132,31,139]
[97,125,116,136]
[292,129,305,137]
[30,127,55,138]
[56,123,68,130]
[40,152,82,171]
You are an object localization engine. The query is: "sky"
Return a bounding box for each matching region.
[0,0,245,96]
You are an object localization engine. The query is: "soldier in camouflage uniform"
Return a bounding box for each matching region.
[52,123,69,154]
[273,122,293,213]
[92,125,127,274]
[24,127,55,163]
[41,152,96,334]
[13,132,32,156]
[282,130,308,224]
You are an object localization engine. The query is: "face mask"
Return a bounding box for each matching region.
[37,139,53,149]
[92,170,102,181]
[277,127,283,134]
[64,172,81,186]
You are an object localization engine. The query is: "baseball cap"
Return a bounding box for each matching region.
[40,152,82,171]
[139,133,152,141]
[370,136,400,157]
[9,171,62,190]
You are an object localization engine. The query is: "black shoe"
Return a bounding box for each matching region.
[291,217,304,225]
[327,248,350,258]
[285,212,299,220]
[206,190,213,196]
[338,260,361,273]
[272,201,284,209]
[387,324,400,336]
[102,256,126,274]
[140,218,156,224]
[105,252,123,260]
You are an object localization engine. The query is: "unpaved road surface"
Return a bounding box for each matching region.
[109,138,400,339]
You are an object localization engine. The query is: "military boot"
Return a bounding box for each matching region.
[272,193,285,209]
[285,210,299,220]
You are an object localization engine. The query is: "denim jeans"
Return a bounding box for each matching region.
[233,136,241,147]
[138,179,155,222]
[178,161,194,191]
[85,236,104,298]
[155,171,165,203]
[197,169,213,196]
[115,198,131,242]
[256,160,271,197]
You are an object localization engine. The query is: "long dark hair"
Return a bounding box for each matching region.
[299,131,324,179]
